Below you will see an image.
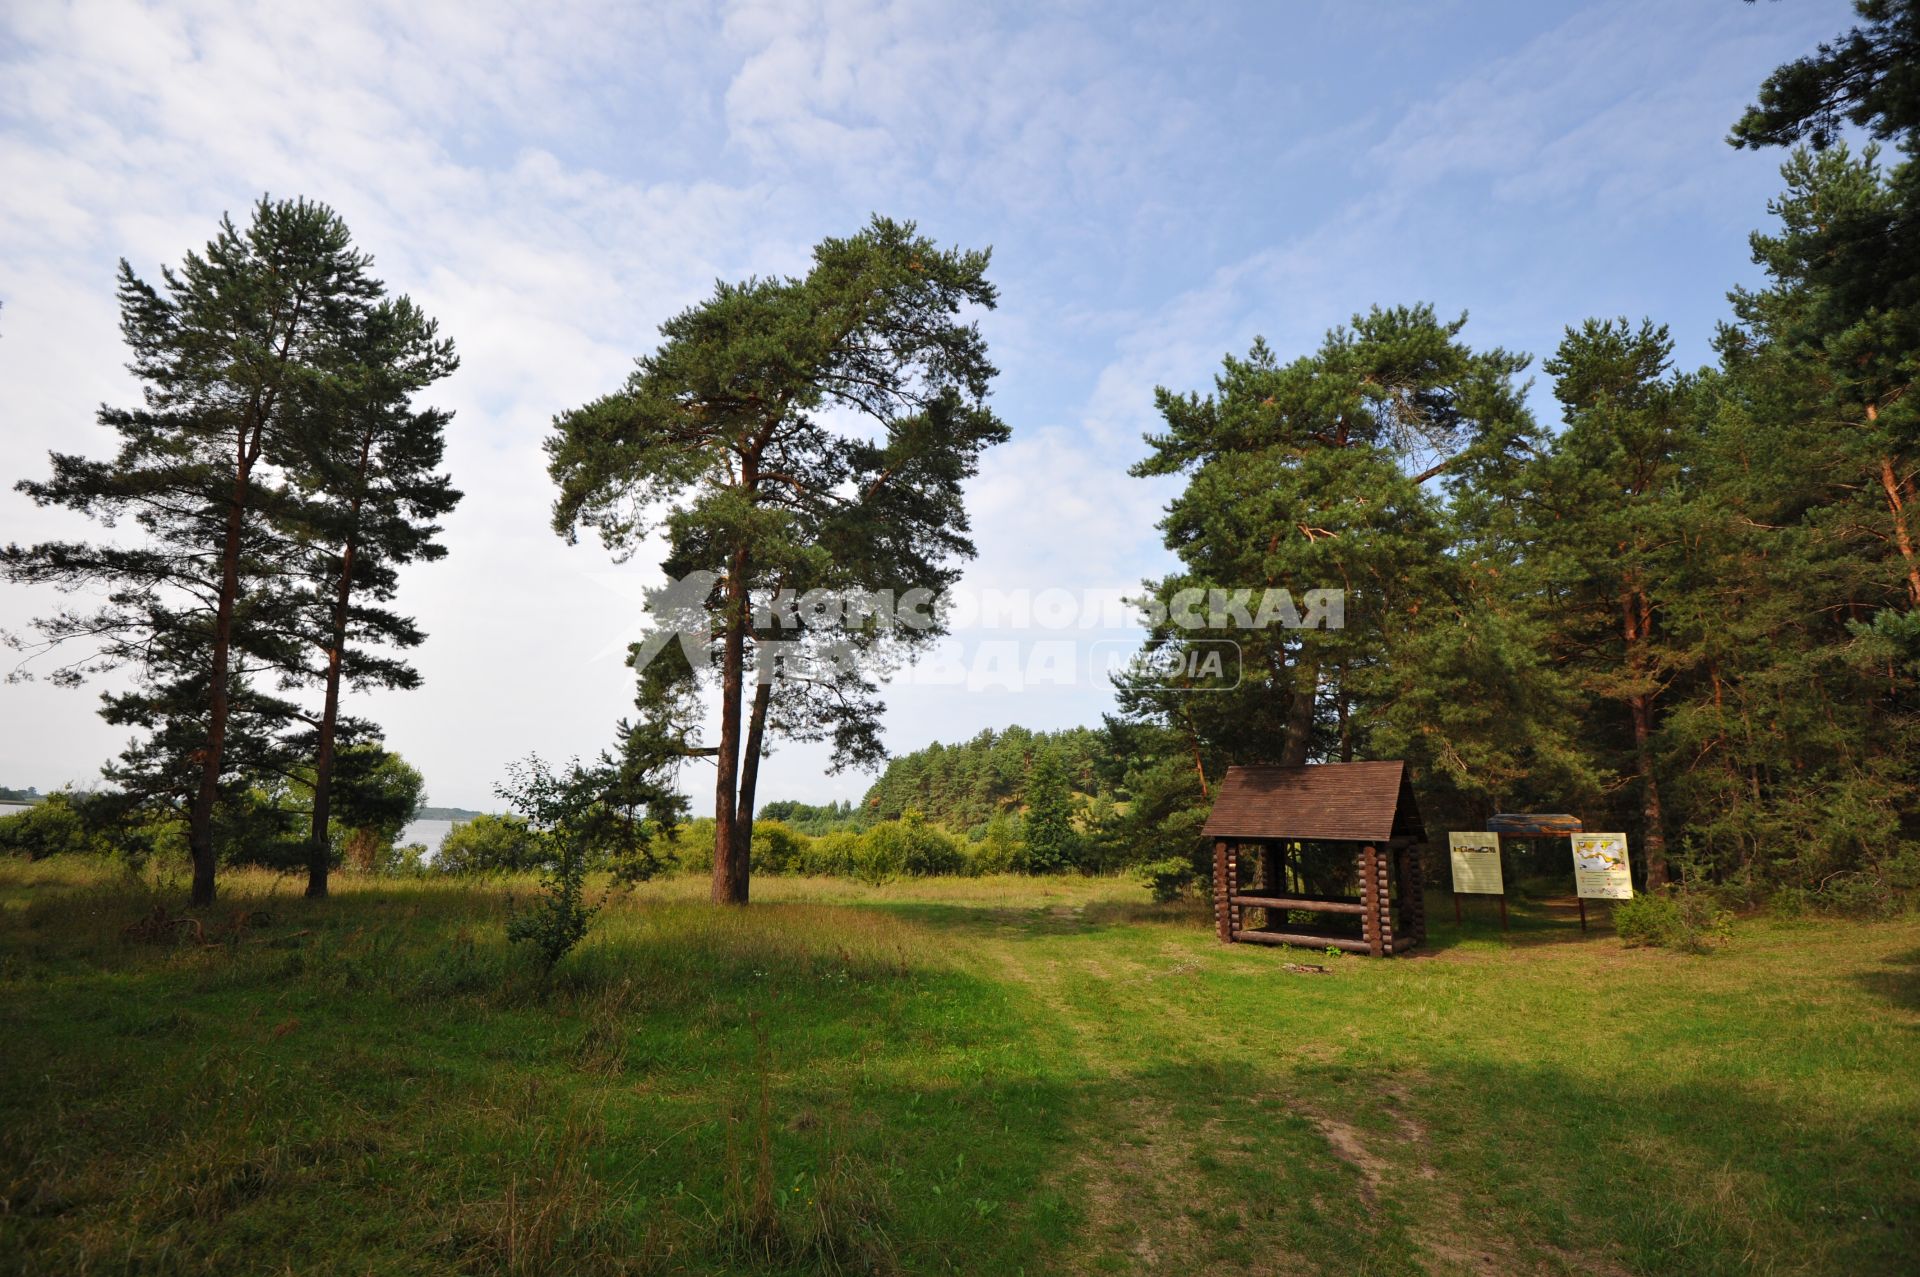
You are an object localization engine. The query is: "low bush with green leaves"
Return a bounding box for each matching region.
[434,813,546,875]
[1133,856,1199,904]
[749,820,806,875]
[798,831,861,877]
[0,794,101,860]
[1613,890,1733,953]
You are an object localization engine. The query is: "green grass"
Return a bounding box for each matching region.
[1,858,1915,1275]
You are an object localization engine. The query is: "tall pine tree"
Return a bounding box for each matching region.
[5,198,378,904]
[285,296,460,898]
[548,216,1007,904]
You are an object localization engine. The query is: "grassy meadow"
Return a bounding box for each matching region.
[1,857,1915,1275]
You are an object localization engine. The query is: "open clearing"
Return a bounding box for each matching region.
[2,858,1915,1275]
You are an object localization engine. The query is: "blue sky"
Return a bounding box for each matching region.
[0,0,1858,809]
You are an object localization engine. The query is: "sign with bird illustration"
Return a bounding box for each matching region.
[1571,833,1633,899]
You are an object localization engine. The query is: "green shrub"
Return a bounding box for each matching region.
[0,794,100,859]
[1614,890,1732,953]
[434,813,545,874]
[661,817,719,875]
[1133,856,1197,903]
[498,757,606,971]
[853,823,907,885]
[749,821,807,875]
[967,814,1022,875]
[379,842,431,876]
[1811,859,1917,918]
[849,816,965,883]
[899,813,965,876]
[799,831,860,877]
[1766,886,1809,919]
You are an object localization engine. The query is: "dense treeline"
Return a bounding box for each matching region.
[0,746,431,874]
[1110,3,1920,911]
[860,726,1115,830]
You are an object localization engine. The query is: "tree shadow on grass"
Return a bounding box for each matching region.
[1085,1051,1920,1277]
[859,897,1200,942]
[1851,945,1920,1015]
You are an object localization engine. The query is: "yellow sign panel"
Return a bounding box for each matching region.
[1448,831,1504,895]
[1571,833,1633,899]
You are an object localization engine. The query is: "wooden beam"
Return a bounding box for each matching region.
[1230,894,1367,915]
[1233,929,1373,953]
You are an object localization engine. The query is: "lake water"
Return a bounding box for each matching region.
[0,801,33,818]
[400,817,459,856]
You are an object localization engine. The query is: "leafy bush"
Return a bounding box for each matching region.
[1614,890,1733,953]
[0,794,102,859]
[382,842,431,876]
[507,860,596,970]
[899,813,965,876]
[498,759,599,970]
[850,815,965,883]
[435,814,545,874]
[1810,859,1917,918]
[660,818,719,875]
[750,821,806,875]
[799,831,860,877]
[1133,856,1198,903]
[967,813,1022,875]
[852,823,907,885]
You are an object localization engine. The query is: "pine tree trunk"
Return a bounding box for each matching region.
[1630,691,1670,889]
[1623,585,1669,889]
[710,549,751,905]
[307,438,373,900]
[1279,651,1317,767]
[188,430,257,907]
[186,286,304,908]
[307,533,359,899]
[1877,453,1920,607]
[732,680,773,869]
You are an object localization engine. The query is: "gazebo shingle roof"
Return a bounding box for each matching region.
[1201,760,1425,843]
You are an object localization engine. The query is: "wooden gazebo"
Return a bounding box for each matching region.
[1207,761,1428,957]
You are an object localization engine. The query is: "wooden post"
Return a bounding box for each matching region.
[1227,843,1243,937]
[1360,845,1383,957]
[1578,896,1588,933]
[1213,840,1231,942]
[1499,838,1511,933]
[1382,841,1397,952]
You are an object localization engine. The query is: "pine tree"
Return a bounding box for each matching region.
[1126,306,1535,770]
[548,216,1008,904]
[1523,319,1702,888]
[4,198,378,905]
[1021,745,1077,873]
[286,296,460,898]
